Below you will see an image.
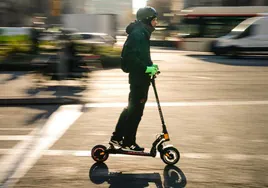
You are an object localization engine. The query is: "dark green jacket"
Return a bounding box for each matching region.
[122,21,154,86]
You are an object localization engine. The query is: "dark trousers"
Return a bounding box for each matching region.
[112,84,150,145]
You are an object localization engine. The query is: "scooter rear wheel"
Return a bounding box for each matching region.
[91,145,109,163]
[160,147,180,165]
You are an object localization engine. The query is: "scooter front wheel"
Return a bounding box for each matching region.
[91,145,109,163]
[160,147,180,165]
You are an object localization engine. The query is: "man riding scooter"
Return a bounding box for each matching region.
[109,7,159,152]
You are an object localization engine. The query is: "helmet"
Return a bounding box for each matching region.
[136,6,158,22]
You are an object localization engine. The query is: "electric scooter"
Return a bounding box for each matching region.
[91,74,180,165]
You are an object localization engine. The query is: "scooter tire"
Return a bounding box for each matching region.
[160,147,180,165]
[91,145,109,163]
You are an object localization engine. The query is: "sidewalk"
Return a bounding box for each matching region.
[0,71,86,106]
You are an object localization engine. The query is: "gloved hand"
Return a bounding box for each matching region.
[145,66,158,76]
[152,64,159,70]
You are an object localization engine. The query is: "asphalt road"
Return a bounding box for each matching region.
[1,50,268,188]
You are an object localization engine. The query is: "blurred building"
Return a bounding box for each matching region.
[222,0,268,6]
[171,0,184,12]
[0,1,11,26]
[184,0,221,7]
[147,0,172,24]
[84,0,133,29]
[184,0,268,8]
[0,0,30,26]
[0,0,52,26]
[255,0,268,5]
[148,0,268,15]
[61,0,132,29]
[147,0,185,24]
[63,0,86,14]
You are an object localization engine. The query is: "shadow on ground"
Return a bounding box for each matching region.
[187,54,268,66]
[26,85,87,98]
[0,72,88,124]
[89,163,187,188]
[24,105,60,125]
[0,72,26,84]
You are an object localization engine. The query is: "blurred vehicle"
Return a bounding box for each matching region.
[68,32,116,54]
[177,6,268,51]
[69,32,115,45]
[150,24,180,48]
[38,27,62,52]
[39,30,60,41]
[211,16,268,56]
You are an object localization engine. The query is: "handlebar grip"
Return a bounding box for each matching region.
[151,71,160,81]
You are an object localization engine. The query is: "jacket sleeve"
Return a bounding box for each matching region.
[123,32,147,74]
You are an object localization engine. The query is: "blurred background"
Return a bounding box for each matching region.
[1,0,268,67]
[1,0,268,69]
[1,1,268,187]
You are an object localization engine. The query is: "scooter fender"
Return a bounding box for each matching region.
[162,145,174,150]
[156,143,173,153]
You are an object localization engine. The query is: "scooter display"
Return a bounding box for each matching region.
[91,75,180,165]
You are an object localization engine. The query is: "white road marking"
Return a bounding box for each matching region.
[0,128,33,131]
[183,153,213,159]
[0,136,31,141]
[85,100,268,108]
[224,154,252,160]
[194,76,212,80]
[87,131,110,136]
[47,150,268,161]
[183,75,213,80]
[251,139,267,143]
[1,149,267,161]
[0,105,83,187]
[0,129,38,186]
[93,83,129,89]
[0,100,267,186]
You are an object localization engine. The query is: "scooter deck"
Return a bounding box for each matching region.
[107,147,152,157]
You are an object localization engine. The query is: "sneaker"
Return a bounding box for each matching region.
[109,139,123,148]
[122,143,144,152]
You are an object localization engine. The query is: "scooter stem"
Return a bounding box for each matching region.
[151,76,168,134]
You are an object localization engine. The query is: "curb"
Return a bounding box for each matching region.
[0,97,83,106]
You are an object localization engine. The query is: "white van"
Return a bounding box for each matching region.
[211,16,268,56]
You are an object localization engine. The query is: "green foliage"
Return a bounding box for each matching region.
[0,35,30,43]
[96,46,122,67]
[74,43,94,54]
[94,46,121,56]
[38,41,59,51]
[0,35,31,56]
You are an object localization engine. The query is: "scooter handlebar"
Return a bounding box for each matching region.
[151,71,161,80]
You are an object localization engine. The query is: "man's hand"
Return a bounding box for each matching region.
[152,64,159,70]
[145,66,158,76]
